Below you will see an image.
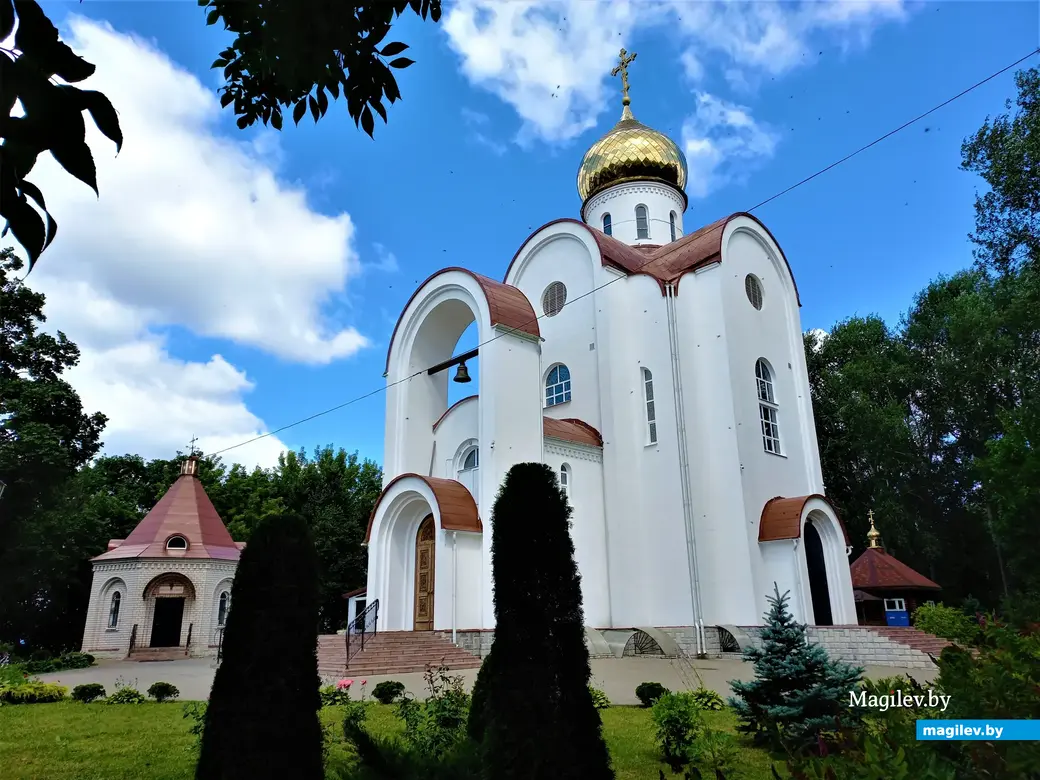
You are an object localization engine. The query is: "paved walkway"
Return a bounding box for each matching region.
[39,656,937,704]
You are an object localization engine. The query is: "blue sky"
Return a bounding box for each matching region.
[18,1,1040,471]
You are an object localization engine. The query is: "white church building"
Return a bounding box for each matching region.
[363,52,857,655]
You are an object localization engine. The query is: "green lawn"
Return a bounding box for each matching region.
[0,702,781,779]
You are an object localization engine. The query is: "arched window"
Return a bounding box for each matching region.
[669,212,677,242]
[635,205,649,239]
[545,365,572,407]
[560,463,571,496]
[457,444,480,504]
[166,535,188,550]
[108,592,121,628]
[756,359,781,454]
[642,368,657,444]
[602,213,612,236]
[217,591,230,627]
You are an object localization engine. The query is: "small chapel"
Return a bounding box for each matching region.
[80,456,241,659]
[361,50,860,655]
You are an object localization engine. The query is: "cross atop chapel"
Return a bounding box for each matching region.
[611,48,637,107]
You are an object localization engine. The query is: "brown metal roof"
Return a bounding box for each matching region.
[759,494,850,544]
[850,547,941,592]
[364,473,482,543]
[504,214,801,304]
[92,458,240,562]
[432,394,478,432]
[384,268,540,373]
[543,417,603,447]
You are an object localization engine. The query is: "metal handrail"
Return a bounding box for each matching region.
[345,599,379,669]
[128,624,138,658]
[216,627,225,662]
[185,623,193,656]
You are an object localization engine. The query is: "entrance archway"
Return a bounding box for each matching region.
[413,515,436,631]
[804,521,833,626]
[143,573,196,648]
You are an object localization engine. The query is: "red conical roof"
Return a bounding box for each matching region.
[850,547,940,591]
[92,457,241,562]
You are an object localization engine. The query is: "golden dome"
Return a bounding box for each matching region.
[577,103,688,206]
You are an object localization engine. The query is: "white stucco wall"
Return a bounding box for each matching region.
[583,181,686,246]
[545,440,610,627]
[506,226,603,431]
[432,395,479,481]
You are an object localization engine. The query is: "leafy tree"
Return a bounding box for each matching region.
[0,247,107,649]
[275,446,382,631]
[2,0,440,269]
[961,67,1040,276]
[196,511,323,780]
[728,585,863,753]
[201,0,439,134]
[480,463,614,780]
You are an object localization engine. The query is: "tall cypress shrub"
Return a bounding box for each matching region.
[196,512,323,780]
[480,463,613,780]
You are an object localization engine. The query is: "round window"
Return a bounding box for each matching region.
[745,274,763,310]
[542,281,567,317]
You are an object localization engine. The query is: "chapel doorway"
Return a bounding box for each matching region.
[150,597,185,647]
[413,515,436,631]
[804,520,833,626]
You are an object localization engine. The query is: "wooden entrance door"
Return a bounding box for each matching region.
[413,515,435,631]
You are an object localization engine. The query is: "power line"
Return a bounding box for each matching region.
[209,47,1039,459]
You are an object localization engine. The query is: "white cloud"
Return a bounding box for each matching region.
[443,0,908,149]
[28,17,369,365]
[367,243,400,274]
[682,93,779,198]
[8,17,380,468]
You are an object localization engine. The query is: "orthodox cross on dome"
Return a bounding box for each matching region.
[187,434,199,457]
[611,48,637,108]
[866,509,882,549]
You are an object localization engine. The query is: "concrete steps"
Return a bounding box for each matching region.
[868,626,955,656]
[128,647,188,662]
[317,631,483,677]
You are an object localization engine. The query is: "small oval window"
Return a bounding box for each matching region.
[542,281,567,317]
[745,275,763,310]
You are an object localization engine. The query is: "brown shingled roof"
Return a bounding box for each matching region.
[759,494,850,544]
[504,214,801,303]
[543,417,603,447]
[364,474,482,543]
[92,458,240,562]
[850,547,941,592]
[385,268,539,373]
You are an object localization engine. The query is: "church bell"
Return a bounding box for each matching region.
[453,362,472,383]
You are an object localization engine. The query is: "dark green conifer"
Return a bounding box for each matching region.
[480,463,614,780]
[196,512,323,779]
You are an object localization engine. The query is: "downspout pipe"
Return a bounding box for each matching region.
[665,283,705,655]
[452,531,458,644]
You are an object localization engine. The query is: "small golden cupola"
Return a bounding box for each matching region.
[577,48,689,220]
[866,510,882,549]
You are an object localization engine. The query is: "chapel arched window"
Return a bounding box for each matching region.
[545,365,572,407]
[669,212,677,242]
[217,591,230,627]
[560,463,571,496]
[635,205,649,239]
[108,592,121,628]
[602,213,612,236]
[756,359,781,454]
